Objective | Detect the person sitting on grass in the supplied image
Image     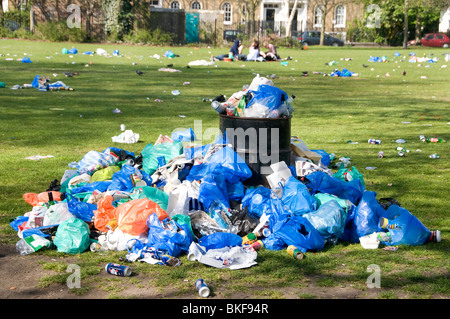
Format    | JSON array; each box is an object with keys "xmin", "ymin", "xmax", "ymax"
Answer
[
  {"xmin": 214, "ymin": 39, "xmax": 245, "ymax": 61},
  {"xmin": 261, "ymin": 41, "xmax": 280, "ymax": 61},
  {"xmin": 246, "ymin": 39, "xmax": 265, "ymax": 62}
]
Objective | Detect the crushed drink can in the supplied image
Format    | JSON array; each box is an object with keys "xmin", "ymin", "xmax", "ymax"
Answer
[
  {"xmin": 398, "ymin": 151, "xmax": 405, "ymax": 157},
  {"xmin": 105, "ymin": 263, "xmax": 132, "ymax": 277},
  {"xmin": 368, "ymin": 139, "xmax": 382, "ymax": 144},
  {"xmin": 195, "ymin": 279, "xmax": 210, "ymax": 297},
  {"xmin": 377, "ymin": 151, "xmax": 384, "ymax": 158}
]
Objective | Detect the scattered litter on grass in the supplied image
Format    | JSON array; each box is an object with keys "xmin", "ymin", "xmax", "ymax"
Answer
[{"xmin": 24, "ymin": 155, "xmax": 55, "ymax": 160}]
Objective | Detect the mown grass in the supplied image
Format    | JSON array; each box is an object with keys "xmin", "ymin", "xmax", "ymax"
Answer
[{"xmin": 0, "ymin": 39, "xmax": 449, "ymax": 299}]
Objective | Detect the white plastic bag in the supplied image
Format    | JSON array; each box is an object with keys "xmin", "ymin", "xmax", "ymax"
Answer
[{"xmin": 43, "ymin": 202, "xmax": 75, "ymax": 226}]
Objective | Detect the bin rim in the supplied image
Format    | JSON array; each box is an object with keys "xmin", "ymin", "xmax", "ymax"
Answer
[{"xmin": 219, "ymin": 114, "xmax": 293, "ymax": 121}]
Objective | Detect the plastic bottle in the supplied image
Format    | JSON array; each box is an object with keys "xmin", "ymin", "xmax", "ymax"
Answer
[
  {"xmin": 429, "ymin": 154, "xmax": 440, "ymax": 159},
  {"xmin": 376, "ymin": 232, "xmax": 391, "ymax": 242},
  {"xmin": 425, "ymin": 137, "xmax": 446, "ymax": 143},
  {"xmin": 16, "ymin": 238, "xmax": 35, "ymax": 255},
  {"xmin": 396, "ymin": 147, "xmax": 410, "ymax": 153},
  {"xmin": 211, "ymin": 101, "xmax": 226, "ymax": 114},
  {"xmin": 242, "ymin": 232, "xmax": 258, "ymax": 245},
  {"xmin": 428, "ymin": 230, "xmax": 441, "ymax": 243}
]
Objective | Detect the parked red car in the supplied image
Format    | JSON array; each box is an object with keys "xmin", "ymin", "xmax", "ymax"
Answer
[{"xmin": 409, "ymin": 33, "xmax": 450, "ymax": 48}]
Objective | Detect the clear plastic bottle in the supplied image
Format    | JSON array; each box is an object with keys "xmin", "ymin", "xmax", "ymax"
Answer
[
  {"xmin": 211, "ymin": 101, "xmax": 226, "ymax": 114},
  {"xmin": 16, "ymin": 238, "xmax": 35, "ymax": 255}
]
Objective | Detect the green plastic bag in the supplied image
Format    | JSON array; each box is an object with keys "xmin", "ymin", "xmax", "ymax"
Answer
[
  {"xmin": 333, "ymin": 164, "xmax": 365, "ymax": 188},
  {"xmin": 53, "ymin": 217, "xmax": 91, "ymax": 254},
  {"xmin": 130, "ymin": 186, "xmax": 169, "ymax": 211},
  {"xmin": 141, "ymin": 141, "xmax": 183, "ymax": 175},
  {"xmin": 91, "ymin": 165, "xmax": 120, "ymax": 182},
  {"xmin": 62, "ymin": 48, "xmax": 69, "ymax": 54},
  {"xmin": 314, "ymin": 193, "xmax": 351, "ymax": 213},
  {"xmin": 172, "ymin": 214, "xmax": 196, "ymax": 239}
]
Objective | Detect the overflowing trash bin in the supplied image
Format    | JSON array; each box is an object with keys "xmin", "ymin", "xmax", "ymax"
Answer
[{"xmin": 10, "ymin": 75, "xmax": 441, "ymax": 280}]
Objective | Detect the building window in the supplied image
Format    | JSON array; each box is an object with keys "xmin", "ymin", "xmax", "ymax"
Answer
[
  {"xmin": 149, "ymin": 0, "xmax": 159, "ymax": 7},
  {"xmin": 222, "ymin": 2, "xmax": 232, "ymax": 24},
  {"xmin": 314, "ymin": 6, "xmax": 323, "ymax": 26},
  {"xmin": 241, "ymin": 4, "xmax": 247, "ymax": 24},
  {"xmin": 170, "ymin": 1, "xmax": 180, "ymax": 9},
  {"xmin": 191, "ymin": 1, "xmax": 201, "ymax": 10},
  {"xmin": 335, "ymin": 5, "xmax": 346, "ymax": 27}
]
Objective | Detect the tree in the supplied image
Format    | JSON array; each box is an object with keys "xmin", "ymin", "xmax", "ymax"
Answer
[
  {"xmin": 237, "ymin": 0, "xmax": 262, "ymax": 37},
  {"xmin": 309, "ymin": 0, "xmax": 345, "ymax": 45},
  {"xmin": 285, "ymin": 0, "xmax": 299, "ymax": 37}
]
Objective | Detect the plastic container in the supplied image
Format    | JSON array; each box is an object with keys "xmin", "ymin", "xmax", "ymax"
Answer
[
  {"xmin": 195, "ymin": 279, "xmax": 210, "ymax": 297},
  {"xmin": 359, "ymin": 233, "xmax": 380, "ymax": 249}
]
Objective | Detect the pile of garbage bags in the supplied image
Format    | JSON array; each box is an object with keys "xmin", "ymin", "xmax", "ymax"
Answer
[
  {"xmin": 11, "ymin": 130, "xmax": 440, "ymax": 270},
  {"xmin": 209, "ymin": 74, "xmax": 294, "ymax": 119}
]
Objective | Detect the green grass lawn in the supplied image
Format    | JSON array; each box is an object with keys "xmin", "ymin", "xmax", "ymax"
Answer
[{"xmin": 0, "ymin": 39, "xmax": 449, "ymax": 299}]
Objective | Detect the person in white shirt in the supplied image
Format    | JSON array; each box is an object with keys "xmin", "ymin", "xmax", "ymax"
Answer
[{"xmin": 246, "ymin": 39, "xmax": 265, "ymax": 61}]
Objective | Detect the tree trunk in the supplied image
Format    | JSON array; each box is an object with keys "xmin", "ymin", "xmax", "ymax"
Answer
[
  {"xmin": 285, "ymin": 0, "xmax": 299, "ymax": 37},
  {"xmin": 0, "ymin": 4, "xmax": 4, "ymax": 29},
  {"xmin": 415, "ymin": 14, "xmax": 421, "ymax": 43},
  {"xmin": 403, "ymin": 0, "xmax": 409, "ymax": 49},
  {"xmin": 320, "ymin": 6, "xmax": 326, "ymax": 45}
]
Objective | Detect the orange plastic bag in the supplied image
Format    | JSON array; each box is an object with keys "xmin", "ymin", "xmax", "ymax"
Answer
[
  {"xmin": 23, "ymin": 191, "xmax": 62, "ymax": 206},
  {"xmin": 93, "ymin": 195, "xmax": 117, "ymax": 232},
  {"xmin": 115, "ymin": 198, "xmax": 169, "ymax": 236}
]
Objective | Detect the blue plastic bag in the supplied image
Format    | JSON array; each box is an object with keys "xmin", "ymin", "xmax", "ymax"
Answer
[
  {"xmin": 184, "ymin": 144, "xmax": 210, "ymax": 160},
  {"xmin": 311, "ymin": 149, "xmax": 331, "ymax": 167},
  {"xmin": 198, "ymin": 232, "xmax": 243, "ymax": 250},
  {"xmin": 171, "ymin": 128, "xmax": 197, "ymax": 142},
  {"xmin": 380, "ymin": 205, "xmax": 431, "ymax": 246},
  {"xmin": 241, "ymin": 186, "xmax": 273, "ymax": 219},
  {"xmin": 263, "ymin": 214, "xmax": 325, "ymax": 253},
  {"xmin": 303, "ymin": 199, "xmax": 347, "ymax": 243},
  {"xmin": 146, "ymin": 214, "xmax": 193, "ymax": 257},
  {"xmin": 10, "ymin": 216, "xmax": 29, "ymax": 231},
  {"xmin": 305, "ymin": 171, "xmax": 364, "ymax": 205},
  {"xmin": 31, "ymin": 75, "xmax": 40, "ymax": 88},
  {"xmin": 68, "ymin": 48, "xmax": 78, "ymax": 54},
  {"xmin": 280, "ymin": 176, "xmax": 317, "ymax": 215},
  {"xmin": 353, "ymin": 191, "xmax": 386, "ymax": 240},
  {"xmin": 21, "ymin": 57, "xmax": 32, "ymax": 63},
  {"xmin": 186, "ymin": 146, "xmax": 252, "ymax": 185},
  {"xmin": 247, "ymin": 84, "xmax": 288, "ymax": 111},
  {"xmin": 198, "ymin": 174, "xmax": 230, "ymax": 210},
  {"xmin": 70, "ymin": 181, "xmax": 113, "ymax": 195},
  {"xmin": 66, "ymin": 194, "xmax": 97, "ymax": 222},
  {"xmin": 227, "ymin": 181, "xmax": 245, "ymax": 201}
]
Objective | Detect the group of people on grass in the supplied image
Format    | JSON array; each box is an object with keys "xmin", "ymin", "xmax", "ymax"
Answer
[{"xmin": 214, "ymin": 39, "xmax": 280, "ymax": 62}]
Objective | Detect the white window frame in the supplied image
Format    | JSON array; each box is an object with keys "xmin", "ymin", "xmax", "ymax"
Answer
[
  {"xmin": 334, "ymin": 5, "xmax": 346, "ymax": 28},
  {"xmin": 170, "ymin": 1, "xmax": 180, "ymax": 9},
  {"xmin": 149, "ymin": 0, "xmax": 160, "ymax": 8},
  {"xmin": 222, "ymin": 2, "xmax": 232, "ymax": 25},
  {"xmin": 241, "ymin": 4, "xmax": 247, "ymax": 24},
  {"xmin": 191, "ymin": 1, "xmax": 201, "ymax": 10},
  {"xmin": 314, "ymin": 6, "xmax": 323, "ymax": 27}
]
